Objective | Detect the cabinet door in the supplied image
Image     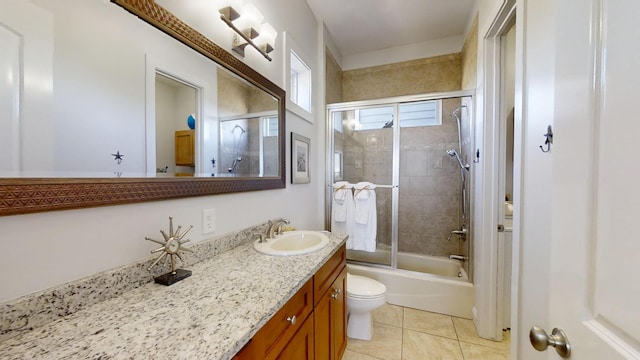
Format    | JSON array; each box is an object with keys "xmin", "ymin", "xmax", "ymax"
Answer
[
  {"xmin": 175, "ymin": 130, "xmax": 194, "ymax": 166},
  {"xmin": 277, "ymin": 314, "xmax": 314, "ymax": 360},
  {"xmin": 314, "ymin": 266, "xmax": 347, "ymax": 360},
  {"xmin": 232, "ymin": 338, "xmax": 261, "ymax": 360},
  {"xmin": 333, "ymin": 267, "xmax": 347, "ymax": 360}
]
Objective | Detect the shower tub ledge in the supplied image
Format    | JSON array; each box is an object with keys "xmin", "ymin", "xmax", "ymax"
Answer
[{"xmin": 347, "ymin": 254, "xmax": 473, "ymax": 319}]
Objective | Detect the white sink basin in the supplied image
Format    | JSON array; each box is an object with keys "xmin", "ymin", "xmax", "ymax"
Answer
[{"xmin": 254, "ymin": 231, "xmax": 330, "ymax": 256}]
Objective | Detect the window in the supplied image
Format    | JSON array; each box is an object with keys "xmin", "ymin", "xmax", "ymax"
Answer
[
  {"xmin": 262, "ymin": 116, "xmax": 278, "ymax": 137},
  {"xmin": 290, "ymin": 50, "xmax": 311, "ymax": 113},
  {"xmin": 334, "ymin": 152, "xmax": 343, "ymax": 180},
  {"xmin": 332, "ymin": 112, "xmax": 344, "ymax": 133},
  {"xmin": 357, "ymin": 107, "xmax": 395, "ymax": 130},
  {"xmin": 348, "ymin": 100, "xmax": 442, "ymax": 131},
  {"xmin": 284, "ymin": 32, "xmax": 313, "ymax": 122},
  {"xmin": 399, "ymin": 100, "xmax": 441, "ymax": 128}
]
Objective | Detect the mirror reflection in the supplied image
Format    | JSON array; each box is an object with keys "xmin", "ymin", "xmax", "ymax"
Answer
[
  {"xmin": 0, "ymin": 0, "xmax": 280, "ymax": 179},
  {"xmin": 152, "ymin": 68, "xmax": 277, "ymax": 178}
]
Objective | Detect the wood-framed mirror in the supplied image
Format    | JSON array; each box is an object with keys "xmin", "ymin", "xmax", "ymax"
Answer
[{"xmin": 0, "ymin": 0, "xmax": 285, "ymax": 216}]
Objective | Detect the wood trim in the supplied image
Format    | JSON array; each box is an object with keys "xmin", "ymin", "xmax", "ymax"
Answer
[{"xmin": 0, "ymin": 177, "xmax": 285, "ymax": 216}]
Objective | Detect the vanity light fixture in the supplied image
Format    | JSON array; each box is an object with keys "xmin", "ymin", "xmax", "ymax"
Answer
[{"xmin": 218, "ymin": 1, "xmax": 277, "ymax": 61}]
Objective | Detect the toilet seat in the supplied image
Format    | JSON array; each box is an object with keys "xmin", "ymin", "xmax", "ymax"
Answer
[{"xmin": 347, "ymin": 273, "xmax": 386, "ymax": 298}]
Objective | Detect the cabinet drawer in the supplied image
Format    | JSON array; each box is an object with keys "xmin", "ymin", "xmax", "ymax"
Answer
[
  {"xmin": 260, "ymin": 278, "xmax": 314, "ymax": 358},
  {"xmin": 313, "ymin": 245, "xmax": 346, "ymax": 307},
  {"xmin": 275, "ymin": 313, "xmax": 314, "ymax": 360}
]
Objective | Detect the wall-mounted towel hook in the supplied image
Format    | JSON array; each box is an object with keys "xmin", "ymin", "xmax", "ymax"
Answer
[
  {"xmin": 474, "ymin": 149, "xmax": 480, "ymax": 163},
  {"xmin": 539, "ymin": 125, "xmax": 553, "ymax": 153}
]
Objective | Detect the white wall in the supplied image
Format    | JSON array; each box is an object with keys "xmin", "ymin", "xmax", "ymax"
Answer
[
  {"xmin": 155, "ymin": 80, "xmax": 176, "ymax": 173},
  {"xmin": 0, "ymin": 0, "xmax": 323, "ymax": 304},
  {"xmin": 342, "ymin": 35, "xmax": 465, "ymax": 71}
]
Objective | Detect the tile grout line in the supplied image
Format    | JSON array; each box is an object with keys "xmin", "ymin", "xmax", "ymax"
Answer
[
  {"xmin": 348, "ymin": 305, "xmax": 510, "ymax": 360},
  {"xmin": 400, "ymin": 306, "xmax": 404, "ymax": 360},
  {"xmin": 451, "ymin": 314, "xmax": 466, "ymax": 360}
]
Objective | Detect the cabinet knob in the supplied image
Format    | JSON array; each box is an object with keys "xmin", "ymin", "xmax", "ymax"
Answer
[
  {"xmin": 330, "ymin": 288, "xmax": 342, "ymax": 299},
  {"xmin": 286, "ymin": 315, "xmax": 297, "ymax": 325}
]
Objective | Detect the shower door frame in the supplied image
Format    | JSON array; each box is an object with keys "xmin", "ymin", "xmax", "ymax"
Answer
[{"xmin": 325, "ymin": 89, "xmax": 475, "ymax": 271}]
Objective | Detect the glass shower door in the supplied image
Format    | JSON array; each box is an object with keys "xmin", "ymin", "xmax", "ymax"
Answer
[
  {"xmin": 396, "ymin": 97, "xmax": 465, "ymax": 272},
  {"xmin": 329, "ymin": 105, "xmax": 396, "ymax": 267}
]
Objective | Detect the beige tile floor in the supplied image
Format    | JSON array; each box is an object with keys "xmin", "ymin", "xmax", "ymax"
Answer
[{"xmin": 342, "ymin": 304, "xmax": 510, "ymax": 360}]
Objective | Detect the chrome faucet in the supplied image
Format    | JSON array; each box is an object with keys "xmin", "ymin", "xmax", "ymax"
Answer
[
  {"xmin": 447, "ymin": 225, "xmax": 468, "ymax": 241},
  {"xmin": 254, "ymin": 233, "xmax": 266, "ymax": 243},
  {"xmin": 266, "ymin": 218, "xmax": 290, "ymax": 239},
  {"xmin": 449, "ymin": 254, "xmax": 469, "ymax": 262}
]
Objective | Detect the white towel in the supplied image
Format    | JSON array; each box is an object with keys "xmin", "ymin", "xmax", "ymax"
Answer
[
  {"xmin": 333, "ymin": 183, "xmax": 350, "ymax": 222},
  {"xmin": 353, "ymin": 182, "xmax": 375, "ymax": 224},
  {"xmin": 331, "ymin": 182, "xmax": 354, "ymax": 248},
  {"xmin": 352, "ymin": 182, "xmax": 377, "ymax": 252}
]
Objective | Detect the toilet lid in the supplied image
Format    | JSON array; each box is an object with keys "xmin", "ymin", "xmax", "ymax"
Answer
[{"xmin": 347, "ymin": 273, "xmax": 387, "ymax": 297}]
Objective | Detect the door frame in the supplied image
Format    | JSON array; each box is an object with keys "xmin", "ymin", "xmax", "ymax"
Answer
[
  {"xmin": 145, "ymin": 54, "xmax": 212, "ymax": 177},
  {"xmin": 475, "ymin": 0, "xmax": 520, "ymax": 345}
]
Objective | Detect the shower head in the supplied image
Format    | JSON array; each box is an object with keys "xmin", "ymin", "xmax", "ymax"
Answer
[
  {"xmin": 446, "ymin": 149, "xmax": 470, "ymax": 171},
  {"xmin": 451, "ymin": 105, "xmax": 467, "ymax": 119},
  {"xmin": 232, "ymin": 125, "xmax": 246, "ymax": 134}
]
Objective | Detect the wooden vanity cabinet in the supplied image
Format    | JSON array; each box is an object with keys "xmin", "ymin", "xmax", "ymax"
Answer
[
  {"xmin": 233, "ymin": 245, "xmax": 347, "ymax": 360},
  {"xmin": 233, "ymin": 278, "xmax": 314, "ymax": 360},
  {"xmin": 275, "ymin": 314, "xmax": 315, "ymax": 359},
  {"xmin": 175, "ymin": 129, "xmax": 195, "ymax": 166},
  {"xmin": 313, "ymin": 247, "xmax": 347, "ymax": 360},
  {"xmin": 261, "ymin": 279, "xmax": 314, "ymax": 359}
]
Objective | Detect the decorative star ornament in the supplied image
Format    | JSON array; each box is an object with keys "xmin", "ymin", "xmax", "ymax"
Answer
[
  {"xmin": 111, "ymin": 151, "xmax": 125, "ymax": 164},
  {"xmin": 145, "ymin": 217, "xmax": 194, "ymax": 285}
]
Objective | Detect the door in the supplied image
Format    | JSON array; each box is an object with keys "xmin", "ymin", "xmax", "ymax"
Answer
[
  {"xmin": 516, "ymin": 0, "xmax": 640, "ymax": 358},
  {"xmin": 313, "ymin": 267, "xmax": 347, "ymax": 360},
  {"xmin": 0, "ymin": 0, "xmax": 53, "ymax": 175},
  {"xmin": 329, "ymin": 105, "xmax": 396, "ymax": 267}
]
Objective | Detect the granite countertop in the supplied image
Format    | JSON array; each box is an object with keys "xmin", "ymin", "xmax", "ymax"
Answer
[{"xmin": 0, "ymin": 233, "xmax": 346, "ymax": 360}]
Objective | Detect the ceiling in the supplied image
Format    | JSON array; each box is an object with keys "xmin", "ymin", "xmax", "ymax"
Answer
[{"xmin": 306, "ymin": 0, "xmax": 475, "ymax": 57}]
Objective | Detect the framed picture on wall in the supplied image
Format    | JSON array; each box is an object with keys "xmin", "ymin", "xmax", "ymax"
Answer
[{"xmin": 291, "ymin": 132, "xmax": 310, "ymax": 184}]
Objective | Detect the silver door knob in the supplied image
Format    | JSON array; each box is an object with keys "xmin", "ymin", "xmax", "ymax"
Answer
[
  {"xmin": 529, "ymin": 326, "xmax": 571, "ymax": 358},
  {"xmin": 286, "ymin": 315, "xmax": 296, "ymax": 325}
]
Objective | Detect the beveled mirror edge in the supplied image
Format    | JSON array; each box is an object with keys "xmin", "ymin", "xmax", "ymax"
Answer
[{"xmin": 0, "ymin": 0, "xmax": 286, "ymax": 217}]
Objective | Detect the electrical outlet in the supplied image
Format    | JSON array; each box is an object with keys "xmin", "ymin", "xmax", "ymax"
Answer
[{"xmin": 202, "ymin": 208, "xmax": 216, "ymax": 234}]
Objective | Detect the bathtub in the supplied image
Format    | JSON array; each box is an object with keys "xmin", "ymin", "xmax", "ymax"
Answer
[{"xmin": 347, "ymin": 251, "xmax": 474, "ymax": 319}]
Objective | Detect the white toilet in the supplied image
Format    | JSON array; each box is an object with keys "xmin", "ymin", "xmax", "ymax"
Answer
[{"xmin": 346, "ymin": 273, "xmax": 387, "ymax": 341}]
